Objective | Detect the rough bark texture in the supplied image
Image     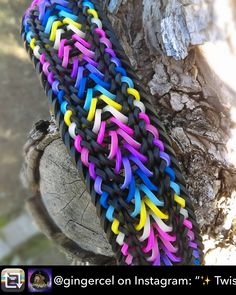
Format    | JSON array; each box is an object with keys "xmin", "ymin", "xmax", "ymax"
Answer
[{"xmin": 22, "ymin": 0, "xmax": 236, "ymax": 264}]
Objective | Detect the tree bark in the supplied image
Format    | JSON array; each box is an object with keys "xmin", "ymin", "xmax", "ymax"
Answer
[{"xmin": 22, "ymin": 0, "xmax": 236, "ymax": 264}]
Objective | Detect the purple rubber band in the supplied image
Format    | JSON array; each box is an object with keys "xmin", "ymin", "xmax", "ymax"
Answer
[
  {"xmin": 94, "ymin": 176, "xmax": 103, "ymax": 195},
  {"xmin": 162, "ymin": 245, "xmax": 181, "ymax": 262},
  {"xmin": 85, "ymin": 63, "xmax": 104, "ymax": 79},
  {"xmin": 47, "ymin": 72, "xmax": 54, "ymax": 85},
  {"xmin": 110, "ymin": 117, "xmax": 134, "ymax": 136},
  {"xmin": 129, "ymin": 155, "xmax": 153, "ymax": 177},
  {"xmin": 153, "ymin": 251, "xmax": 161, "ymax": 266},
  {"xmin": 189, "ymin": 242, "xmax": 198, "ymax": 249},
  {"xmin": 52, "ymin": 80, "xmax": 59, "ymax": 94},
  {"xmin": 89, "ymin": 162, "xmax": 96, "ymax": 180},
  {"xmin": 97, "ymin": 121, "xmax": 106, "ymax": 144},
  {"xmin": 111, "ymin": 57, "xmax": 121, "ymax": 67},
  {"xmin": 72, "ymin": 34, "xmax": 91, "ymax": 48},
  {"xmin": 83, "ymin": 55, "xmax": 98, "ymax": 67},
  {"xmin": 115, "ymin": 148, "xmax": 122, "ymax": 174},
  {"xmin": 117, "ymin": 128, "xmax": 141, "ymax": 150},
  {"xmin": 160, "ymin": 152, "xmax": 171, "ymax": 167},
  {"xmin": 121, "ymin": 157, "xmax": 132, "ymax": 190},
  {"xmin": 187, "ymin": 230, "xmax": 195, "ymax": 241},
  {"xmin": 71, "ymin": 57, "xmax": 79, "ymax": 78},
  {"xmin": 159, "ymin": 235, "xmax": 178, "ymax": 253},
  {"xmin": 124, "ymin": 143, "xmax": 147, "ymax": 163},
  {"xmin": 75, "ymin": 66, "xmax": 84, "ymax": 88},
  {"xmin": 108, "ymin": 131, "xmax": 118, "ymax": 160},
  {"xmin": 105, "ymin": 48, "xmax": 116, "ymax": 58},
  {"xmin": 153, "ymin": 139, "xmax": 164, "ymax": 152}
]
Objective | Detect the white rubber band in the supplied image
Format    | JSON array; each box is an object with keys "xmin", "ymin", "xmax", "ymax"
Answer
[
  {"xmin": 68, "ymin": 122, "xmax": 77, "ymax": 139},
  {"xmin": 91, "ymin": 17, "xmax": 102, "ymax": 28},
  {"xmin": 151, "ymin": 213, "xmax": 173, "ymax": 232},
  {"xmin": 139, "ymin": 214, "xmax": 150, "ymax": 242},
  {"xmin": 133, "ymin": 100, "xmax": 146, "ymax": 113},
  {"xmin": 116, "ymin": 232, "xmax": 125, "ymax": 246},
  {"xmin": 103, "ymin": 105, "xmax": 128, "ymax": 124},
  {"xmin": 92, "ymin": 109, "xmax": 102, "ymax": 134},
  {"xmin": 54, "ymin": 29, "xmax": 65, "ymax": 49},
  {"xmin": 180, "ymin": 207, "xmax": 189, "ymax": 219},
  {"xmin": 67, "ymin": 24, "xmax": 86, "ymax": 38},
  {"xmin": 33, "ymin": 45, "xmax": 41, "ymax": 59}
]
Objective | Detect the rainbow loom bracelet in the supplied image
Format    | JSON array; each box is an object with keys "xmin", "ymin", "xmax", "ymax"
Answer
[{"xmin": 22, "ymin": 0, "xmax": 203, "ymax": 265}]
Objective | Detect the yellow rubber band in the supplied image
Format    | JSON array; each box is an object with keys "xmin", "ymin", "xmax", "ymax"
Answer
[
  {"xmin": 174, "ymin": 194, "xmax": 185, "ymax": 208},
  {"xmin": 127, "ymin": 88, "xmax": 140, "ymax": 101},
  {"xmin": 50, "ymin": 21, "xmax": 63, "ymax": 41},
  {"xmin": 99, "ymin": 95, "xmax": 122, "ymax": 111},
  {"xmin": 111, "ymin": 219, "xmax": 120, "ymax": 235},
  {"xmin": 144, "ymin": 197, "xmax": 168, "ymax": 220},
  {"xmin": 63, "ymin": 18, "xmax": 82, "ymax": 29},
  {"xmin": 30, "ymin": 38, "xmax": 36, "ymax": 50},
  {"xmin": 135, "ymin": 200, "xmax": 146, "ymax": 231},
  {"xmin": 87, "ymin": 98, "xmax": 98, "ymax": 121},
  {"xmin": 64, "ymin": 110, "xmax": 73, "ymax": 127},
  {"xmin": 87, "ymin": 9, "xmax": 98, "ymax": 19}
]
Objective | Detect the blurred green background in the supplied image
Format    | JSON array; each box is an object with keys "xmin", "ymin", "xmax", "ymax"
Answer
[{"xmin": 0, "ymin": 0, "xmax": 68, "ymax": 265}]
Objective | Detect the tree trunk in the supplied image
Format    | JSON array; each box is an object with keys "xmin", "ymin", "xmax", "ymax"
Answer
[{"xmin": 22, "ymin": 0, "xmax": 236, "ymax": 265}]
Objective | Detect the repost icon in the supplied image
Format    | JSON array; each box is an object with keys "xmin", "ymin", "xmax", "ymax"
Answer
[{"xmin": 1, "ymin": 269, "xmax": 25, "ymax": 292}]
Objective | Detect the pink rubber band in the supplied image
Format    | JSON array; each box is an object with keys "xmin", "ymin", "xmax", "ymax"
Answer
[
  {"xmin": 139, "ymin": 112, "xmax": 150, "ymax": 124},
  {"xmin": 95, "ymin": 28, "xmax": 106, "ymax": 38},
  {"xmin": 58, "ymin": 39, "xmax": 67, "ymax": 58},
  {"xmin": 117, "ymin": 128, "xmax": 141, "ymax": 149},
  {"xmin": 42, "ymin": 61, "xmax": 50, "ymax": 76},
  {"xmin": 81, "ymin": 147, "xmax": 89, "ymax": 167},
  {"xmin": 146, "ymin": 124, "xmax": 159, "ymax": 139},
  {"xmin": 62, "ymin": 45, "xmax": 71, "ymax": 68},
  {"xmin": 74, "ymin": 135, "xmax": 82, "ymax": 153},
  {"xmin": 97, "ymin": 121, "xmax": 106, "ymax": 144},
  {"xmin": 75, "ymin": 41, "xmax": 95, "ymax": 59},
  {"xmin": 143, "ymin": 227, "xmax": 155, "ymax": 253},
  {"xmin": 108, "ymin": 131, "xmax": 118, "ymax": 160},
  {"xmin": 110, "ymin": 117, "xmax": 134, "ymax": 136},
  {"xmin": 100, "ymin": 37, "xmax": 112, "ymax": 49},
  {"xmin": 183, "ymin": 219, "xmax": 193, "ymax": 230},
  {"xmin": 72, "ymin": 34, "xmax": 91, "ymax": 48},
  {"xmin": 121, "ymin": 243, "xmax": 129, "ymax": 256}
]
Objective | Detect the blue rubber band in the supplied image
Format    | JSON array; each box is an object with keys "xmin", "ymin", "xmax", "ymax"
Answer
[
  {"xmin": 58, "ymin": 10, "xmax": 78, "ymax": 21},
  {"xmin": 44, "ymin": 15, "xmax": 57, "ymax": 34},
  {"xmin": 55, "ymin": 4, "xmax": 73, "ymax": 13},
  {"xmin": 126, "ymin": 176, "xmax": 135, "ymax": 203},
  {"xmin": 135, "ymin": 169, "xmax": 158, "ymax": 191},
  {"xmin": 42, "ymin": 8, "xmax": 54, "ymax": 27},
  {"xmin": 170, "ymin": 181, "xmax": 180, "ymax": 195},
  {"xmin": 78, "ymin": 77, "xmax": 87, "ymax": 99},
  {"xmin": 115, "ymin": 66, "xmax": 127, "ymax": 76},
  {"xmin": 165, "ymin": 167, "xmax": 176, "ymax": 181},
  {"xmin": 82, "ymin": 1, "xmax": 95, "ymax": 9},
  {"xmin": 121, "ymin": 76, "xmax": 134, "ymax": 88},
  {"xmin": 100, "ymin": 192, "xmax": 109, "ymax": 209},
  {"xmin": 61, "ymin": 101, "xmax": 68, "ymax": 114},
  {"xmin": 139, "ymin": 184, "xmax": 164, "ymax": 207},
  {"xmin": 94, "ymin": 84, "xmax": 116, "ymax": 100},
  {"xmin": 130, "ymin": 188, "xmax": 141, "ymax": 218},
  {"xmin": 106, "ymin": 205, "xmax": 115, "ymax": 222},
  {"xmin": 57, "ymin": 90, "xmax": 65, "ymax": 104},
  {"xmin": 89, "ymin": 73, "xmax": 111, "ymax": 90},
  {"xmin": 84, "ymin": 88, "xmax": 93, "ymax": 111}
]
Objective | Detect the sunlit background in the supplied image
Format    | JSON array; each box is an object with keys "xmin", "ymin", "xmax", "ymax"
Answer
[
  {"xmin": 0, "ymin": 0, "xmax": 68, "ymax": 265},
  {"xmin": 0, "ymin": 0, "xmax": 236, "ymax": 265}
]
